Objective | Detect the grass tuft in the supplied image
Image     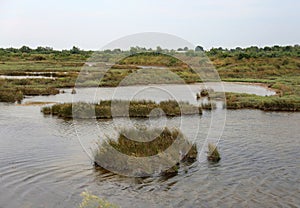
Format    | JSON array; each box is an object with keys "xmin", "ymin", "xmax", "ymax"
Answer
[
  {"xmin": 207, "ymin": 143, "xmax": 221, "ymax": 162},
  {"xmin": 94, "ymin": 127, "xmax": 198, "ymax": 177}
]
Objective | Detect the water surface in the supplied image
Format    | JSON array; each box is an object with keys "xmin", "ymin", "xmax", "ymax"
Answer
[{"xmin": 0, "ymin": 83, "xmax": 298, "ymax": 208}]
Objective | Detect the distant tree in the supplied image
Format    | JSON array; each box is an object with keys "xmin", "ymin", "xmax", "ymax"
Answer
[
  {"xmin": 70, "ymin": 46, "xmax": 81, "ymax": 54},
  {"xmin": 129, "ymin": 47, "xmax": 138, "ymax": 54},
  {"xmin": 36, "ymin": 46, "xmax": 53, "ymax": 53},
  {"xmin": 263, "ymin": 46, "xmax": 272, "ymax": 51},
  {"xmin": 156, "ymin": 46, "xmax": 163, "ymax": 53},
  {"xmin": 195, "ymin": 45, "xmax": 204, "ymax": 51},
  {"xmin": 113, "ymin": 48, "xmax": 121, "ymax": 53},
  {"xmin": 283, "ymin": 46, "xmax": 292, "ymax": 52},
  {"xmin": 208, "ymin": 48, "xmax": 220, "ymax": 56},
  {"xmin": 183, "ymin": 46, "xmax": 189, "ymax": 51},
  {"xmin": 235, "ymin": 47, "xmax": 243, "ymax": 52},
  {"xmin": 272, "ymin": 45, "xmax": 280, "ymax": 51},
  {"xmin": 140, "ymin": 47, "xmax": 147, "ymax": 52},
  {"xmin": 6, "ymin": 47, "xmax": 18, "ymax": 53},
  {"xmin": 246, "ymin": 46, "xmax": 259, "ymax": 53},
  {"xmin": 19, "ymin": 46, "xmax": 32, "ymax": 53},
  {"xmin": 237, "ymin": 53, "xmax": 251, "ymax": 60},
  {"xmin": 177, "ymin": 48, "xmax": 183, "ymax": 51},
  {"xmin": 104, "ymin": 49, "xmax": 112, "ymax": 53}
]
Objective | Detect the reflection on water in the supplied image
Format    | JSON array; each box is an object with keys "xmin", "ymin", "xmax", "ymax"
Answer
[{"xmin": 0, "ymin": 83, "xmax": 298, "ymax": 208}]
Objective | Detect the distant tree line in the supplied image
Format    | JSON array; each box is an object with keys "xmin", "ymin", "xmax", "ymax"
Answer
[
  {"xmin": 204, "ymin": 45, "xmax": 300, "ymax": 58},
  {"xmin": 0, "ymin": 45, "xmax": 299, "ymax": 60},
  {"xmin": 0, "ymin": 46, "xmax": 93, "ymax": 55}
]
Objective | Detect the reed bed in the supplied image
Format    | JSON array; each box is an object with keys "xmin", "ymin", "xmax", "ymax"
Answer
[{"xmin": 41, "ymin": 100, "xmax": 202, "ymax": 118}]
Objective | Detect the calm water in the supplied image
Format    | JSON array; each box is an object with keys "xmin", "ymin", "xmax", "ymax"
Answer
[
  {"xmin": 23, "ymin": 82, "xmax": 275, "ymax": 104},
  {"xmin": 0, "ymin": 84, "xmax": 299, "ymax": 208}
]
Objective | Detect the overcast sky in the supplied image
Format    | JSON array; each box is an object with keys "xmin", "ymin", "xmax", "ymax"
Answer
[{"xmin": 0, "ymin": 0, "xmax": 299, "ymax": 50}]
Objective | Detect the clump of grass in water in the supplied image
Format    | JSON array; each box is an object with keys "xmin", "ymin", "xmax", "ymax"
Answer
[
  {"xmin": 196, "ymin": 88, "xmax": 214, "ymax": 99},
  {"xmin": 201, "ymin": 102, "xmax": 217, "ymax": 110},
  {"xmin": 94, "ymin": 127, "xmax": 198, "ymax": 177},
  {"xmin": 79, "ymin": 191, "xmax": 118, "ymax": 208},
  {"xmin": 0, "ymin": 89, "xmax": 23, "ymax": 103},
  {"xmin": 207, "ymin": 143, "xmax": 221, "ymax": 162}
]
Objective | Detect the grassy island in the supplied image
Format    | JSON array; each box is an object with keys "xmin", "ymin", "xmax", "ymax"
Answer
[
  {"xmin": 225, "ymin": 92, "xmax": 300, "ymax": 111},
  {"xmin": 41, "ymin": 100, "xmax": 202, "ymax": 119}
]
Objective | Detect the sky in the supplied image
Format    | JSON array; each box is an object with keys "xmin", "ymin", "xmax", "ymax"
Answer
[{"xmin": 0, "ymin": 0, "xmax": 299, "ymax": 50}]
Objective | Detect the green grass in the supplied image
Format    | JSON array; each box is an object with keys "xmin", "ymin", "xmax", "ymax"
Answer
[
  {"xmin": 41, "ymin": 100, "xmax": 202, "ymax": 118},
  {"xmin": 94, "ymin": 127, "xmax": 198, "ymax": 176},
  {"xmin": 225, "ymin": 93, "xmax": 300, "ymax": 111}
]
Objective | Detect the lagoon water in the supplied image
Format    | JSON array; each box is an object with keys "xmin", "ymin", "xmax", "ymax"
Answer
[{"xmin": 0, "ymin": 83, "xmax": 299, "ymax": 208}]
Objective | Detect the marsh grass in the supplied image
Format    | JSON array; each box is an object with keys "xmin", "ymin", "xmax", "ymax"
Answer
[
  {"xmin": 0, "ymin": 88, "xmax": 23, "ymax": 102},
  {"xmin": 225, "ymin": 93, "xmax": 300, "ymax": 111},
  {"xmin": 0, "ymin": 79, "xmax": 61, "ymax": 102},
  {"xmin": 18, "ymin": 101, "xmax": 56, "ymax": 106},
  {"xmin": 201, "ymin": 102, "xmax": 217, "ymax": 110},
  {"xmin": 196, "ymin": 88, "xmax": 214, "ymax": 99},
  {"xmin": 207, "ymin": 143, "xmax": 221, "ymax": 162},
  {"xmin": 41, "ymin": 100, "xmax": 202, "ymax": 118},
  {"xmin": 94, "ymin": 127, "xmax": 198, "ymax": 176}
]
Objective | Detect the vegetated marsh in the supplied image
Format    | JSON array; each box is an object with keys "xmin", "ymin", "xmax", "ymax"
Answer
[
  {"xmin": 195, "ymin": 90, "xmax": 300, "ymax": 111},
  {"xmin": 1, "ymin": 45, "xmax": 300, "ymax": 110},
  {"xmin": 41, "ymin": 100, "xmax": 202, "ymax": 119},
  {"xmin": 225, "ymin": 92, "xmax": 300, "ymax": 111},
  {"xmin": 0, "ymin": 78, "xmax": 63, "ymax": 102},
  {"xmin": 94, "ymin": 127, "xmax": 198, "ymax": 177}
]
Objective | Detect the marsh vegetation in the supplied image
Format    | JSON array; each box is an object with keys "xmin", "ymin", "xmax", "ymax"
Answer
[
  {"xmin": 207, "ymin": 143, "xmax": 221, "ymax": 162},
  {"xmin": 42, "ymin": 100, "xmax": 202, "ymax": 119},
  {"xmin": 94, "ymin": 127, "xmax": 198, "ymax": 176},
  {"xmin": 0, "ymin": 45, "xmax": 299, "ymax": 110}
]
